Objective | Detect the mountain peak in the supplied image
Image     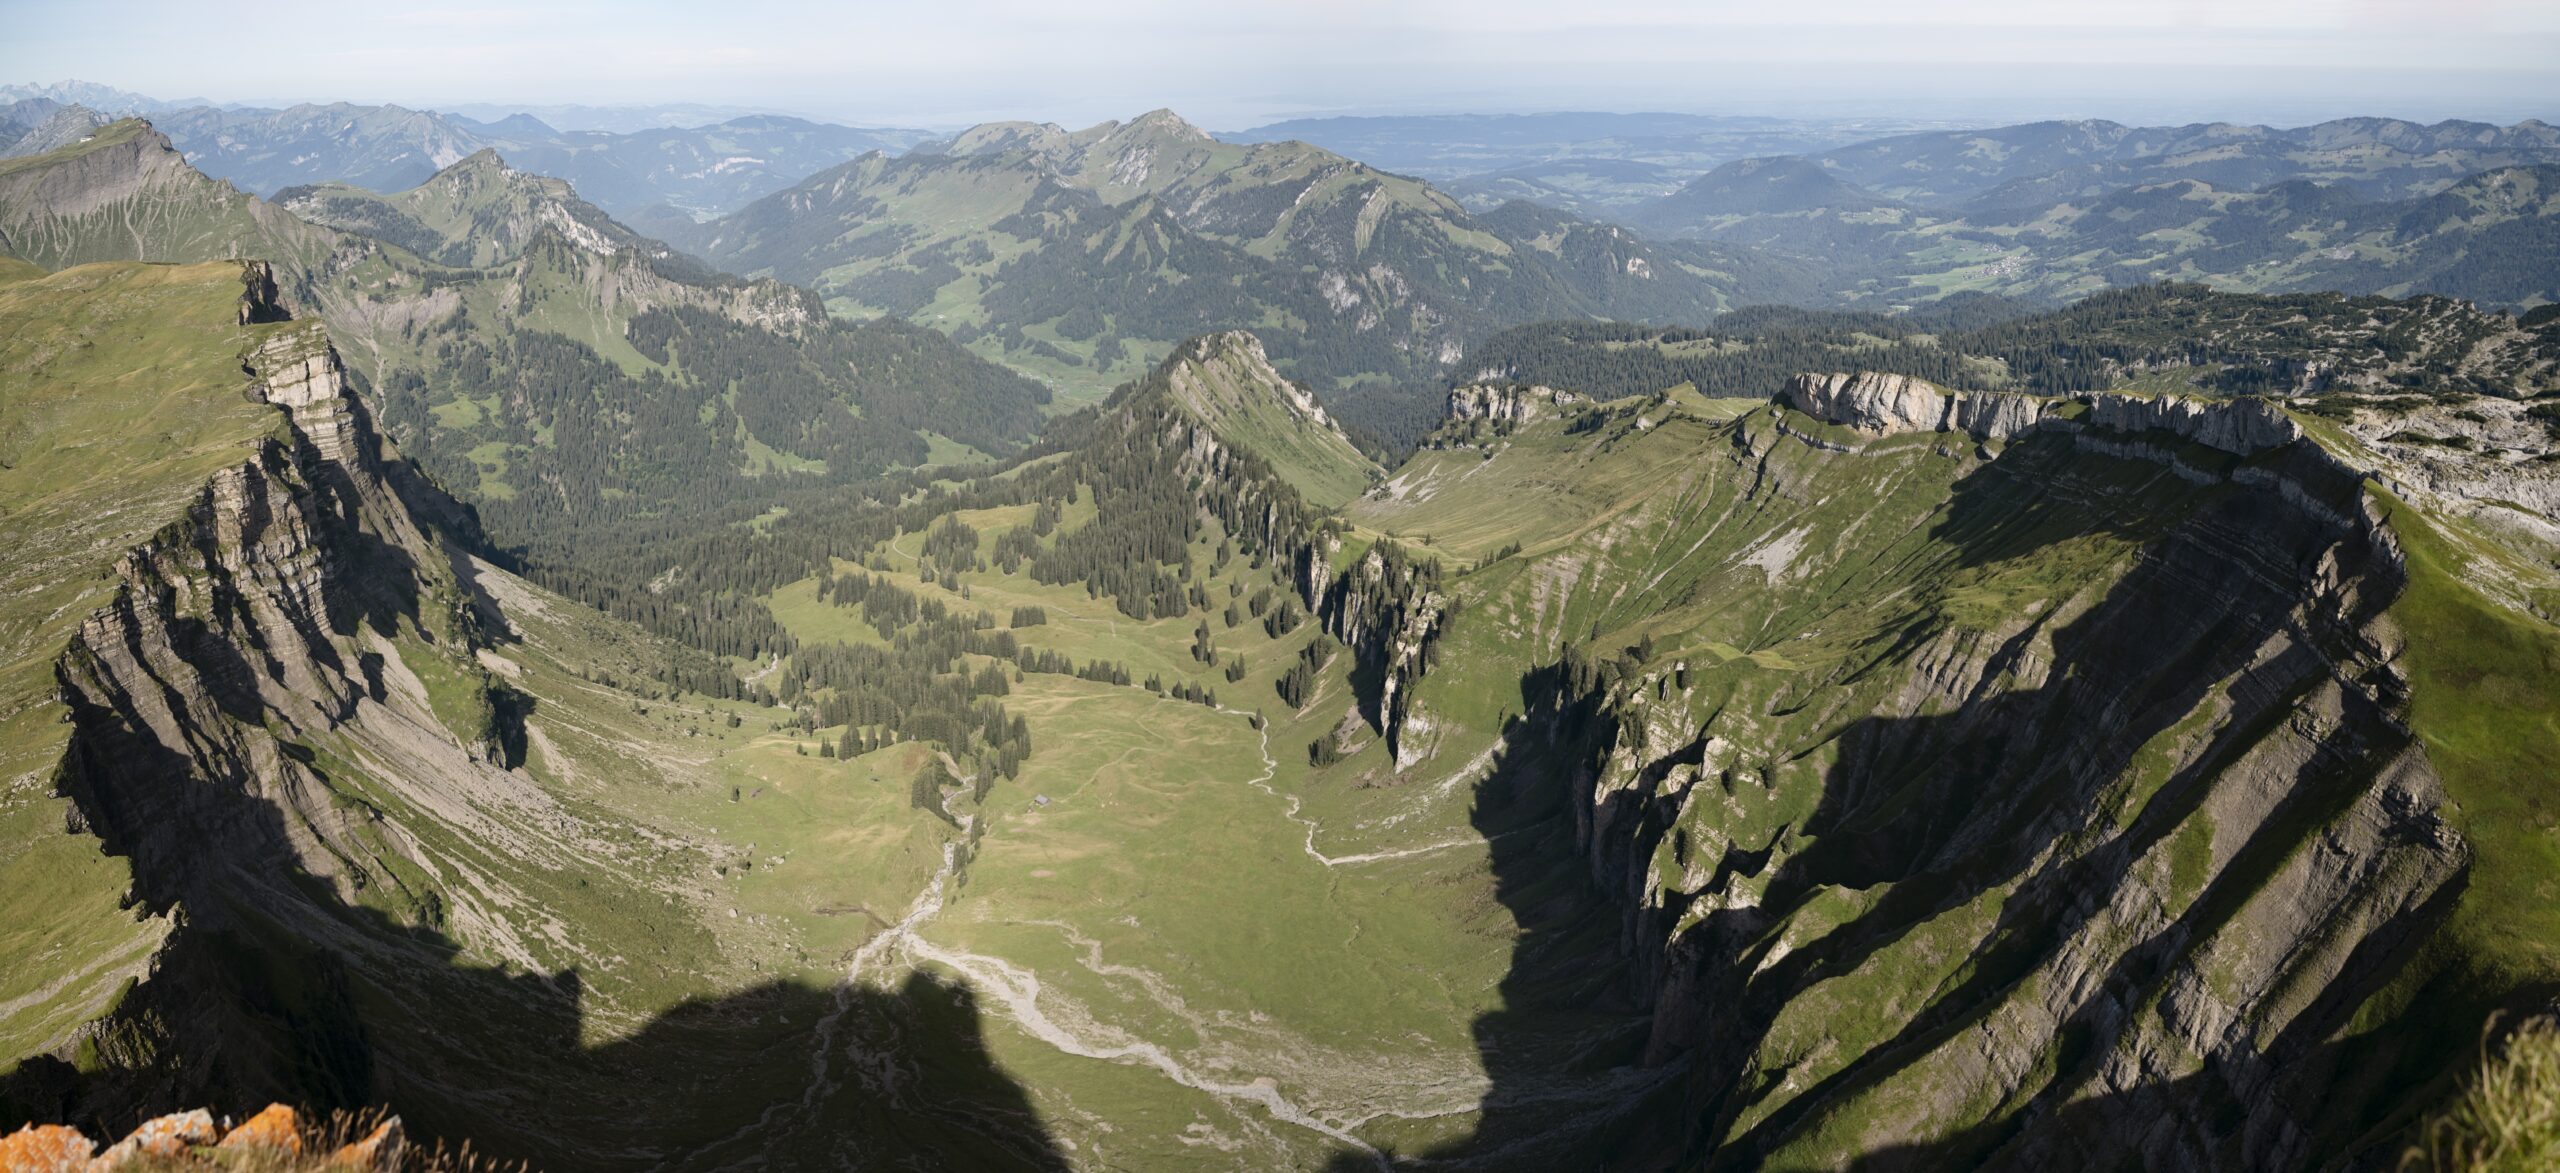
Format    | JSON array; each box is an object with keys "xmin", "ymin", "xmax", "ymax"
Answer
[
  {"xmin": 1127, "ymin": 108, "xmax": 1211, "ymax": 140},
  {"xmin": 1148, "ymin": 330, "xmax": 1378, "ymax": 507},
  {"xmin": 1176, "ymin": 328, "xmax": 1268, "ymax": 365},
  {"xmin": 464, "ymin": 112, "xmax": 559, "ymax": 140}
]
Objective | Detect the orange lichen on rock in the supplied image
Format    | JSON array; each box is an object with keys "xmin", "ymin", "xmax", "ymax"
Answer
[
  {"xmin": 217, "ymin": 1104, "xmax": 303, "ymax": 1154},
  {"xmin": 0, "ymin": 1124, "xmax": 95, "ymax": 1173},
  {"xmin": 4, "ymin": 1108, "xmax": 414, "ymax": 1172},
  {"xmin": 324, "ymin": 1118, "xmax": 403, "ymax": 1171},
  {"xmin": 90, "ymin": 1111, "xmax": 216, "ymax": 1167}
]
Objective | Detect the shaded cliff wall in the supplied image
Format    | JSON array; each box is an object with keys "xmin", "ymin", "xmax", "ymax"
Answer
[{"xmin": 1539, "ymin": 381, "xmax": 2477, "ymax": 1167}]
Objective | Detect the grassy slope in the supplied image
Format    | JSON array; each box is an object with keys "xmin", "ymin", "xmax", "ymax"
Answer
[
  {"xmin": 1350, "ymin": 383, "xmax": 2560, "ymax": 1165},
  {"xmin": 742, "ymin": 481, "xmax": 1645, "ymax": 1164},
  {"xmin": 1163, "ymin": 335, "xmax": 1380, "ymax": 509},
  {"xmin": 2368, "ymin": 492, "xmax": 2560, "ymax": 1039},
  {"xmin": 0, "ymin": 264, "xmax": 1008, "ymax": 1166},
  {"xmin": 0, "ymin": 261, "xmax": 291, "ymax": 1059},
  {"xmin": 0, "ymin": 122, "xmax": 336, "ymax": 276}
]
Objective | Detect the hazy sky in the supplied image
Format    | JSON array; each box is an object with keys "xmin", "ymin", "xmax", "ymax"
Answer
[{"xmin": 6, "ymin": 0, "xmax": 2557, "ymax": 129}]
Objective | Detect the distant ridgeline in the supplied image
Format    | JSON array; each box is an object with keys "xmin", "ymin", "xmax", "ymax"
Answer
[
  {"xmin": 1619, "ymin": 117, "xmax": 2560, "ymax": 308},
  {"xmin": 1453, "ymin": 283, "xmax": 2560, "ymax": 411},
  {"xmin": 0, "ymin": 119, "xmax": 1052, "ymax": 679},
  {"xmin": 665, "ymin": 109, "xmax": 1816, "ymax": 404}
]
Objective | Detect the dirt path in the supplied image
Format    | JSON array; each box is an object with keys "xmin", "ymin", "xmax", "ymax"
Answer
[{"xmin": 1220, "ymin": 705, "xmax": 1507, "ymax": 869}]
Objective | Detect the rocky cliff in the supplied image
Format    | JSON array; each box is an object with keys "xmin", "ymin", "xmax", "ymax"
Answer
[
  {"xmin": 1059, "ymin": 333, "xmax": 1446, "ymax": 757},
  {"xmin": 1783, "ymin": 370, "xmax": 2303, "ymax": 454},
  {"xmin": 1360, "ymin": 367, "xmax": 2560, "ymax": 1168},
  {"xmin": 0, "ymin": 263, "xmax": 753, "ymax": 1162},
  {"xmin": 28, "ymin": 308, "xmax": 545, "ymax": 1123},
  {"xmin": 1443, "ymin": 383, "xmax": 1583, "ymax": 433},
  {"xmin": 1576, "ymin": 377, "xmax": 2548, "ymax": 1167}
]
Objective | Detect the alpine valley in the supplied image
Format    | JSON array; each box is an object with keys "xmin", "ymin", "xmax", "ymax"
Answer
[{"xmin": 0, "ymin": 65, "xmax": 2557, "ymax": 1173}]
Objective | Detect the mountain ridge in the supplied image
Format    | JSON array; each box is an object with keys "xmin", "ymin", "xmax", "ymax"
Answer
[{"xmin": 683, "ymin": 108, "xmax": 1810, "ymax": 402}]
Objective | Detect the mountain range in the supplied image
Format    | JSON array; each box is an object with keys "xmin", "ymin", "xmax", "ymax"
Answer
[
  {"xmin": 664, "ymin": 108, "xmax": 1811, "ymax": 404},
  {"xmin": 0, "ymin": 118, "xmax": 1052, "ymax": 617},
  {"xmin": 1222, "ymin": 111, "xmax": 1979, "ymax": 212},
  {"xmin": 1618, "ymin": 119, "xmax": 2560, "ymax": 308},
  {"xmin": 1, "ymin": 83, "xmax": 2559, "ymax": 1173},
  {"xmin": 0, "ymin": 89, "xmax": 933, "ymax": 223},
  {"xmin": 161, "ymin": 103, "xmax": 934, "ymax": 221}
]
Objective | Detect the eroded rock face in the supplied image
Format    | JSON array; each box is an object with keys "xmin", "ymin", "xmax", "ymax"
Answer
[
  {"xmin": 1782, "ymin": 371, "xmax": 2306, "ymax": 455},
  {"xmin": 2082, "ymin": 391, "xmax": 2301, "ymax": 455},
  {"xmin": 1552, "ymin": 393, "xmax": 2459, "ymax": 1168},
  {"xmin": 1316, "ymin": 545, "xmax": 1446, "ymax": 764},
  {"xmin": 38, "ymin": 325, "xmax": 533, "ymax": 1126},
  {"xmin": 1784, "ymin": 371, "xmax": 2047, "ymax": 440},
  {"xmin": 235, "ymin": 260, "xmax": 285, "ymax": 325},
  {"xmin": 1446, "ymin": 383, "xmax": 1582, "ymax": 428},
  {"xmin": 2333, "ymin": 393, "xmax": 2560, "ymax": 545}
]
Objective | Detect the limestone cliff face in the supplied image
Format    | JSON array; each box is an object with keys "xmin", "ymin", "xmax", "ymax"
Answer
[
  {"xmin": 1445, "ymin": 383, "xmax": 1582, "ymax": 428},
  {"xmin": 1115, "ymin": 334, "xmax": 1443, "ymax": 752},
  {"xmin": 1783, "ymin": 370, "xmax": 2304, "ymax": 455},
  {"xmin": 1313, "ymin": 544, "xmax": 1446, "ymax": 764},
  {"xmin": 2334, "ymin": 392, "xmax": 2560, "ymax": 546},
  {"xmin": 32, "ymin": 322, "xmax": 554, "ymax": 1126},
  {"xmin": 1546, "ymin": 378, "xmax": 2469, "ymax": 1168},
  {"xmin": 1784, "ymin": 370, "xmax": 2560, "ymax": 549}
]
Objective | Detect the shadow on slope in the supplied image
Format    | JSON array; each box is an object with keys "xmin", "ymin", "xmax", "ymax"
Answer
[
  {"xmin": 1658, "ymin": 435, "xmax": 2478, "ymax": 1167},
  {"xmin": 11, "ymin": 666, "xmax": 1066, "ymax": 1171},
  {"xmin": 4, "ymin": 916, "xmax": 1068, "ymax": 1172},
  {"xmin": 0, "ymin": 402, "xmax": 1066, "ymax": 1171},
  {"xmin": 1315, "ymin": 664, "xmax": 1689, "ymax": 1173},
  {"xmin": 1336, "ymin": 427, "xmax": 2474, "ymax": 1169}
]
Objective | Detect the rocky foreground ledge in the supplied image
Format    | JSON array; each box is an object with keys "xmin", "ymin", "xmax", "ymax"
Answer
[{"xmin": 0, "ymin": 1105, "xmax": 401, "ymax": 1171}]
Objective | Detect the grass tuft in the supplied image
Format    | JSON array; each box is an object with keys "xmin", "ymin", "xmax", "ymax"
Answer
[{"xmin": 2405, "ymin": 1016, "xmax": 2560, "ymax": 1173}]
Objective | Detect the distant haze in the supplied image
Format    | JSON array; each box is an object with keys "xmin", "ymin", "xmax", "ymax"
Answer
[{"xmin": 5, "ymin": 0, "xmax": 2556, "ymax": 129}]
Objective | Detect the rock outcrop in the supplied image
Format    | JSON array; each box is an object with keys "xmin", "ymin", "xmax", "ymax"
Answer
[
  {"xmin": 0, "ymin": 1104, "xmax": 402, "ymax": 1171},
  {"xmin": 1445, "ymin": 383, "xmax": 1582, "ymax": 428},
  {"xmin": 1500, "ymin": 373, "xmax": 2482, "ymax": 1168},
  {"xmin": 25, "ymin": 317, "xmax": 548, "ymax": 1132},
  {"xmin": 1314, "ymin": 543, "xmax": 1446, "ymax": 765},
  {"xmin": 1783, "ymin": 370, "xmax": 2304, "ymax": 455},
  {"xmin": 1083, "ymin": 334, "xmax": 1444, "ymax": 754},
  {"xmin": 2332, "ymin": 392, "xmax": 2560, "ymax": 544}
]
